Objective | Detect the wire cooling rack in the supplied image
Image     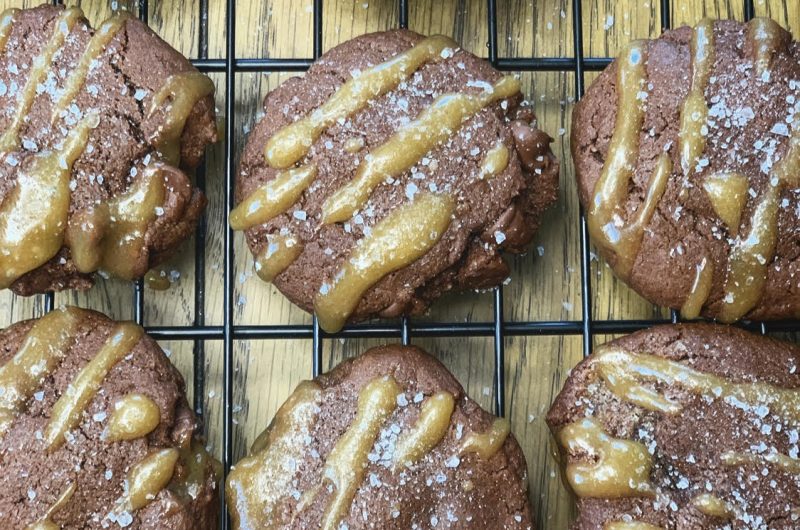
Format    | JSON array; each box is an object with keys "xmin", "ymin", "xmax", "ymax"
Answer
[{"xmin": 27, "ymin": 0, "xmax": 798, "ymax": 528}]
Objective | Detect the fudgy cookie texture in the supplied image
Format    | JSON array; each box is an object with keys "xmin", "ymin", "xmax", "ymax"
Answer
[
  {"xmin": 0, "ymin": 307, "xmax": 220, "ymax": 529},
  {"xmin": 226, "ymin": 345, "xmax": 532, "ymax": 529},
  {"xmin": 572, "ymin": 18, "xmax": 800, "ymax": 323},
  {"xmin": 0, "ymin": 5, "xmax": 217, "ymax": 295},
  {"xmin": 233, "ymin": 29, "xmax": 559, "ymax": 332},
  {"xmin": 547, "ymin": 324, "xmax": 800, "ymax": 529}
]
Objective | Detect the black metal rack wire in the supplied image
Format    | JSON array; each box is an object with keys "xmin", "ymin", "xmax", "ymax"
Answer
[{"xmin": 31, "ymin": 0, "xmax": 798, "ymax": 528}]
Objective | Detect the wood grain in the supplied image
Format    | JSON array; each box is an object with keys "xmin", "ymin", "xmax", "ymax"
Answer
[{"xmin": 0, "ymin": 1, "xmax": 796, "ymax": 529}]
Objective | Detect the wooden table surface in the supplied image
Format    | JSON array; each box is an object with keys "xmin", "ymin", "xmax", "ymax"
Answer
[{"xmin": 0, "ymin": 0, "xmax": 797, "ymax": 528}]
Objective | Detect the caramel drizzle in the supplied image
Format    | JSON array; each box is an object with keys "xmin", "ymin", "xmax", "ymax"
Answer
[
  {"xmin": 50, "ymin": 13, "xmax": 130, "ymax": 125},
  {"xmin": 748, "ymin": 18, "xmax": 787, "ymax": 77},
  {"xmin": 226, "ymin": 381, "xmax": 322, "ymax": 530},
  {"xmin": 479, "ymin": 141, "xmax": 510, "ymax": 179},
  {"xmin": 253, "ymin": 233, "xmax": 304, "ymax": 283},
  {"xmin": 0, "ymin": 308, "xmax": 80, "ymax": 438},
  {"xmin": 0, "ymin": 7, "xmax": 83, "ymax": 152},
  {"xmin": 25, "ymin": 483, "xmax": 76, "ymax": 530},
  {"xmin": 692, "ymin": 493, "xmax": 734, "ymax": 519},
  {"xmin": 593, "ymin": 347, "xmax": 800, "ymax": 423},
  {"xmin": 229, "ymin": 165, "xmax": 317, "ymax": 230},
  {"xmin": 320, "ymin": 376, "xmax": 400, "ymax": 530},
  {"xmin": 322, "ymin": 75, "xmax": 520, "ymax": 224},
  {"xmin": 44, "ymin": 322, "xmax": 143, "ymax": 450},
  {"xmin": 721, "ymin": 450, "xmax": 800, "ymax": 474},
  {"xmin": 393, "ymin": 391, "xmax": 454, "ymax": 468},
  {"xmin": 112, "ymin": 448, "xmax": 180, "ymax": 514},
  {"xmin": 106, "ymin": 393, "xmax": 161, "ymax": 442},
  {"xmin": 0, "ymin": 113, "xmax": 100, "ymax": 289},
  {"xmin": 0, "ymin": 8, "xmax": 18, "ymax": 51},
  {"xmin": 558, "ymin": 417, "xmax": 654, "ymax": 498},
  {"xmin": 147, "ymin": 72, "xmax": 215, "ymax": 164},
  {"xmin": 680, "ymin": 256, "xmax": 713, "ymax": 319},
  {"xmin": 264, "ymin": 35, "xmax": 457, "ymax": 169},
  {"xmin": 460, "ymin": 417, "xmax": 511, "ymax": 459},
  {"xmin": 587, "ymin": 41, "xmax": 674, "ymax": 279},
  {"xmin": 679, "ymin": 19, "xmax": 714, "ymax": 180},
  {"xmin": 314, "ymin": 192, "xmax": 454, "ymax": 333},
  {"xmin": 702, "ymin": 172, "xmax": 749, "ymax": 233}
]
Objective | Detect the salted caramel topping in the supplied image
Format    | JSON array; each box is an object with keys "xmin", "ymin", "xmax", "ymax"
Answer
[
  {"xmin": 0, "ymin": 308, "xmax": 79, "ymax": 437},
  {"xmin": 0, "ymin": 9, "xmax": 18, "ymax": 51},
  {"xmin": 227, "ymin": 381, "xmax": 322, "ymax": 529},
  {"xmin": 65, "ymin": 206, "xmax": 108, "ymax": 273},
  {"xmin": 344, "ymin": 137, "xmax": 365, "ymax": 153},
  {"xmin": 170, "ymin": 441, "xmax": 221, "ymax": 502},
  {"xmin": 99, "ymin": 165, "xmax": 167, "ymax": 280},
  {"xmin": 253, "ymin": 233, "xmax": 303, "ymax": 283},
  {"xmin": 0, "ymin": 7, "xmax": 83, "ymax": 152},
  {"xmin": 460, "ymin": 418, "xmax": 510, "ymax": 459},
  {"xmin": 393, "ymin": 391, "xmax": 454, "ymax": 469},
  {"xmin": 0, "ymin": 113, "xmax": 99, "ymax": 289},
  {"xmin": 265, "ymin": 35, "xmax": 457, "ymax": 169},
  {"xmin": 25, "ymin": 483, "xmax": 76, "ymax": 530},
  {"xmin": 605, "ymin": 523, "xmax": 663, "ymax": 530},
  {"xmin": 44, "ymin": 322, "xmax": 143, "ymax": 450},
  {"xmin": 147, "ymin": 72, "xmax": 215, "ymax": 164},
  {"xmin": 479, "ymin": 141, "xmax": 510, "ymax": 179},
  {"xmin": 117, "ymin": 448, "xmax": 180, "ymax": 512},
  {"xmin": 230, "ymin": 165, "xmax": 317, "ymax": 230},
  {"xmin": 593, "ymin": 347, "xmax": 800, "ymax": 422},
  {"xmin": 702, "ymin": 172, "xmax": 748, "ymax": 232},
  {"xmin": 588, "ymin": 41, "xmax": 678, "ymax": 279},
  {"xmin": 314, "ymin": 192, "xmax": 454, "ymax": 332},
  {"xmin": 322, "ymin": 75, "xmax": 520, "ymax": 223},
  {"xmin": 721, "ymin": 450, "xmax": 800, "ymax": 474},
  {"xmin": 679, "ymin": 19, "xmax": 714, "ymax": 178},
  {"xmin": 748, "ymin": 18, "xmax": 786, "ymax": 76},
  {"xmin": 680, "ymin": 256, "xmax": 713, "ymax": 319},
  {"xmin": 144, "ymin": 270, "xmax": 171, "ymax": 290},
  {"xmin": 51, "ymin": 14, "xmax": 130, "ymax": 125},
  {"xmin": 319, "ymin": 376, "xmax": 400, "ymax": 529},
  {"xmin": 558, "ymin": 417, "xmax": 654, "ymax": 498},
  {"xmin": 106, "ymin": 393, "xmax": 161, "ymax": 442},
  {"xmin": 692, "ymin": 493, "xmax": 734, "ymax": 518}
]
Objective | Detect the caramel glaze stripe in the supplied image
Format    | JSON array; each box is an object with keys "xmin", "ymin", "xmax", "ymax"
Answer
[
  {"xmin": 50, "ymin": 13, "xmax": 131, "ymax": 126},
  {"xmin": 717, "ymin": 87, "xmax": 799, "ymax": 322},
  {"xmin": 111, "ymin": 448, "xmax": 180, "ymax": 515},
  {"xmin": 0, "ymin": 307, "xmax": 80, "ymax": 439},
  {"xmin": 701, "ymin": 172, "xmax": 748, "ymax": 234},
  {"xmin": 0, "ymin": 7, "xmax": 84, "ymax": 152},
  {"xmin": 319, "ymin": 376, "xmax": 400, "ymax": 530},
  {"xmin": 44, "ymin": 322, "xmax": 143, "ymax": 451},
  {"xmin": 0, "ymin": 113, "xmax": 100, "ymax": 289},
  {"xmin": 314, "ymin": 192, "xmax": 454, "ymax": 333},
  {"xmin": 593, "ymin": 347, "xmax": 800, "ymax": 423},
  {"xmin": 692, "ymin": 494, "xmax": 734, "ymax": 519},
  {"xmin": 147, "ymin": 71, "xmax": 215, "ymax": 165},
  {"xmin": 253, "ymin": 232, "xmax": 303, "ymax": 283},
  {"xmin": 479, "ymin": 141, "xmax": 510, "ymax": 179},
  {"xmin": 587, "ymin": 41, "xmax": 674, "ymax": 280},
  {"xmin": 230, "ymin": 165, "xmax": 317, "ymax": 230},
  {"xmin": 679, "ymin": 19, "xmax": 714, "ymax": 181},
  {"xmin": 680, "ymin": 256, "xmax": 713, "ymax": 320},
  {"xmin": 721, "ymin": 450, "xmax": 800, "ymax": 474},
  {"xmin": 226, "ymin": 381, "xmax": 322, "ymax": 530},
  {"xmin": 264, "ymin": 35, "xmax": 457, "ymax": 169},
  {"xmin": 460, "ymin": 418, "xmax": 511, "ymax": 460},
  {"xmin": 322, "ymin": 75, "xmax": 520, "ymax": 224},
  {"xmin": 0, "ymin": 8, "xmax": 18, "ymax": 51},
  {"xmin": 558, "ymin": 417, "xmax": 654, "ymax": 498},
  {"xmin": 393, "ymin": 391, "xmax": 454, "ymax": 469},
  {"xmin": 105, "ymin": 393, "xmax": 161, "ymax": 442},
  {"xmin": 25, "ymin": 483, "xmax": 76, "ymax": 530},
  {"xmin": 748, "ymin": 18, "xmax": 790, "ymax": 78}
]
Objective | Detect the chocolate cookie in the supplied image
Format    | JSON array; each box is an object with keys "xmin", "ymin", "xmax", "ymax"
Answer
[
  {"xmin": 547, "ymin": 324, "xmax": 800, "ymax": 529},
  {"xmin": 233, "ymin": 29, "xmax": 559, "ymax": 332},
  {"xmin": 572, "ymin": 18, "xmax": 800, "ymax": 322},
  {"xmin": 0, "ymin": 5, "xmax": 217, "ymax": 295},
  {"xmin": 227, "ymin": 345, "xmax": 532, "ymax": 529},
  {"xmin": 0, "ymin": 307, "xmax": 220, "ymax": 529}
]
